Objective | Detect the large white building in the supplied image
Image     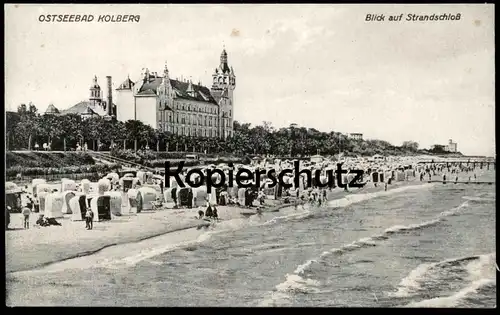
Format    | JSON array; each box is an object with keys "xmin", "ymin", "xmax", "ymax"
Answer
[
  {"xmin": 115, "ymin": 48, "xmax": 236, "ymax": 139},
  {"xmin": 445, "ymin": 139, "xmax": 458, "ymax": 152}
]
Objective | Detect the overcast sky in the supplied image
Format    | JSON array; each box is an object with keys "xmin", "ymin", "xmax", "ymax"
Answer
[{"xmin": 5, "ymin": 4, "xmax": 495, "ymax": 156}]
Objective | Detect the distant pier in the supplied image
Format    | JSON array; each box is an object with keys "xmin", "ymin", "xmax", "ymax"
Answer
[
  {"xmin": 427, "ymin": 180, "xmax": 495, "ymax": 185},
  {"xmin": 417, "ymin": 159, "xmax": 495, "ymax": 170}
]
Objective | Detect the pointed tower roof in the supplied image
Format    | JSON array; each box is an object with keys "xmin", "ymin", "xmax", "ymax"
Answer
[
  {"xmin": 91, "ymin": 75, "xmax": 100, "ymax": 89},
  {"xmin": 164, "ymin": 61, "xmax": 169, "ymax": 76},
  {"xmin": 186, "ymin": 79, "xmax": 195, "ymax": 96},
  {"xmin": 219, "ymin": 47, "xmax": 230, "ymax": 74}
]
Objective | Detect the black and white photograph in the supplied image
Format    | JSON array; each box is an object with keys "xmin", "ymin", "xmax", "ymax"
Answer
[{"xmin": 4, "ymin": 3, "xmax": 496, "ymax": 307}]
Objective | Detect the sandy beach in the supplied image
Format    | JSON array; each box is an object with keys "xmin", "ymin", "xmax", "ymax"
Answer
[{"xmin": 6, "ymin": 178, "xmax": 425, "ymax": 274}]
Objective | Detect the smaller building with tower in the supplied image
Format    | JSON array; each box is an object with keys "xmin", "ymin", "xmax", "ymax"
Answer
[{"xmin": 60, "ymin": 75, "xmax": 116, "ymax": 119}]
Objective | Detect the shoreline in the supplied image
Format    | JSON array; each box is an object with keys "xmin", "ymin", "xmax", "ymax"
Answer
[{"xmin": 6, "ymin": 179, "xmax": 427, "ymax": 274}]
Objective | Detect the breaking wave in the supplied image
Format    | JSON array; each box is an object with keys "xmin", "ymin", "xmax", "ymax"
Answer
[
  {"xmin": 393, "ymin": 252, "xmax": 497, "ymax": 307},
  {"xmin": 259, "ymin": 198, "xmax": 471, "ymax": 307}
]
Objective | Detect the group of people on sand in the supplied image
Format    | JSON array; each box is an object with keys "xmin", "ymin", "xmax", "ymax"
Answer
[{"xmin": 198, "ymin": 204, "xmax": 219, "ymax": 221}]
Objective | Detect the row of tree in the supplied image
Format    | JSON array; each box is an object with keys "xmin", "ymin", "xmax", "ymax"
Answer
[{"xmin": 6, "ymin": 103, "xmax": 421, "ymax": 157}]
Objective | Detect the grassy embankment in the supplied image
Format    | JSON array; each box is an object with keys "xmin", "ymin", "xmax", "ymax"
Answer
[
  {"xmin": 6, "ymin": 151, "xmax": 246, "ymax": 181},
  {"xmin": 6, "ymin": 151, "xmax": 121, "ymax": 179}
]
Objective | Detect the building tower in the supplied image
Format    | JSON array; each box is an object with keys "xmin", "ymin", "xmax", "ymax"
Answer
[
  {"xmin": 105, "ymin": 76, "xmax": 113, "ymax": 119},
  {"xmin": 158, "ymin": 61, "xmax": 173, "ymax": 112},
  {"xmin": 211, "ymin": 47, "xmax": 236, "ymax": 139},
  {"xmin": 89, "ymin": 75, "xmax": 102, "ymax": 107}
]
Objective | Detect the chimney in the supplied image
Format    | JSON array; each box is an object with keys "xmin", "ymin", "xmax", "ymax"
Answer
[{"xmin": 106, "ymin": 76, "xmax": 113, "ymax": 116}]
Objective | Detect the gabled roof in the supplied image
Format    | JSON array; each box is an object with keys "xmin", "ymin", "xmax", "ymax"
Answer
[
  {"xmin": 45, "ymin": 104, "xmax": 60, "ymax": 114},
  {"xmin": 117, "ymin": 77, "xmax": 135, "ymax": 90},
  {"xmin": 59, "ymin": 101, "xmax": 117, "ymax": 115},
  {"xmin": 136, "ymin": 76, "xmax": 217, "ymax": 104}
]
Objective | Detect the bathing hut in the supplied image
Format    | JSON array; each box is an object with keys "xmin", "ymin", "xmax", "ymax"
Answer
[
  {"xmin": 127, "ymin": 189, "xmax": 142, "ymax": 213},
  {"xmin": 167, "ymin": 176, "xmax": 181, "ymax": 189},
  {"xmin": 6, "ymin": 182, "xmax": 19, "ymax": 192},
  {"xmin": 70, "ymin": 195, "xmax": 88, "ymax": 221},
  {"xmin": 299, "ymin": 173, "xmax": 309, "ymax": 190},
  {"xmin": 138, "ymin": 186, "xmax": 157, "ymax": 211},
  {"xmin": 193, "ymin": 186, "xmax": 208, "ymax": 207},
  {"xmin": 320, "ymin": 175, "xmax": 333, "ymax": 187},
  {"xmin": 244, "ymin": 187, "xmax": 257, "ymax": 207},
  {"xmin": 210, "ymin": 172, "xmax": 222, "ymax": 186},
  {"xmin": 106, "ymin": 173, "xmax": 120, "ymax": 185},
  {"xmin": 90, "ymin": 195, "xmax": 112, "ymax": 221},
  {"xmin": 238, "ymin": 187, "xmax": 246, "ymax": 205},
  {"xmin": 119, "ymin": 177, "xmax": 139, "ymax": 192},
  {"xmin": 177, "ymin": 187, "xmax": 193, "ymax": 208},
  {"xmin": 61, "ymin": 191, "xmax": 77, "ymax": 214},
  {"xmin": 120, "ymin": 191, "xmax": 131, "ymax": 215},
  {"xmin": 142, "ymin": 183, "xmax": 163, "ymax": 198},
  {"xmin": 405, "ymin": 169, "xmax": 415, "ymax": 178},
  {"xmin": 6, "ymin": 182, "xmax": 22, "ymax": 213},
  {"xmin": 341, "ymin": 174, "xmax": 349, "ymax": 186},
  {"xmin": 163, "ymin": 187, "xmax": 175, "ymax": 203},
  {"xmin": 97, "ymin": 178, "xmax": 111, "ymax": 195},
  {"xmin": 229, "ymin": 184, "xmax": 239, "ymax": 199},
  {"xmin": 283, "ymin": 175, "xmax": 293, "ymax": 187},
  {"xmin": 61, "ymin": 179, "xmax": 77, "ymax": 192},
  {"xmin": 105, "ymin": 191, "xmax": 123, "ymax": 216},
  {"xmin": 395, "ymin": 171, "xmax": 405, "ymax": 181},
  {"xmin": 379, "ymin": 172, "xmax": 385, "ymax": 183},
  {"xmin": 36, "ymin": 183, "xmax": 52, "ymax": 196},
  {"xmin": 37, "ymin": 191, "xmax": 49, "ymax": 214},
  {"xmin": 137, "ymin": 171, "xmax": 146, "ymax": 184},
  {"xmin": 347, "ymin": 173, "xmax": 354, "ymax": 186},
  {"xmin": 187, "ymin": 171, "xmax": 202, "ymax": 186},
  {"xmin": 44, "ymin": 192, "xmax": 64, "ymax": 218},
  {"xmin": 80, "ymin": 179, "xmax": 91, "ymax": 194},
  {"xmin": 31, "ymin": 179, "xmax": 47, "ymax": 196},
  {"xmin": 310, "ymin": 154, "xmax": 324, "ymax": 164},
  {"xmin": 384, "ymin": 171, "xmax": 392, "ymax": 182},
  {"xmin": 152, "ymin": 175, "xmax": 165, "ymax": 193},
  {"xmin": 261, "ymin": 179, "xmax": 275, "ymax": 196},
  {"xmin": 145, "ymin": 171, "xmax": 154, "ymax": 184},
  {"xmin": 208, "ymin": 190, "xmax": 217, "ymax": 206}
]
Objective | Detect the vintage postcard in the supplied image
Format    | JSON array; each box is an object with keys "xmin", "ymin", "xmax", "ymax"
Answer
[{"xmin": 5, "ymin": 4, "xmax": 495, "ymax": 307}]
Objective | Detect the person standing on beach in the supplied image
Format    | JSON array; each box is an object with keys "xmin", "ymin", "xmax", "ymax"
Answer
[
  {"xmin": 6, "ymin": 206, "xmax": 11, "ymax": 230},
  {"xmin": 33, "ymin": 197, "xmax": 39, "ymax": 213},
  {"xmin": 85, "ymin": 207, "xmax": 94, "ymax": 230},
  {"xmin": 22, "ymin": 206, "xmax": 31, "ymax": 229}
]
